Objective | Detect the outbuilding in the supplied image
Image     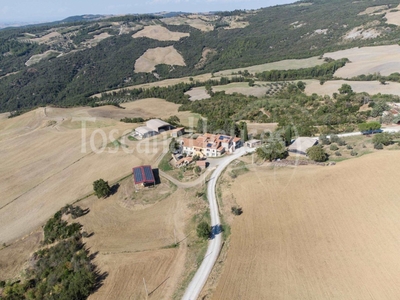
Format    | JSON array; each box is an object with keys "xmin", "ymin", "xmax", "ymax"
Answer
[
  {"xmin": 245, "ymin": 139, "xmax": 261, "ymax": 148},
  {"xmin": 288, "ymin": 137, "xmax": 318, "ymax": 155},
  {"xmin": 133, "ymin": 165, "xmax": 155, "ymax": 187},
  {"xmin": 146, "ymin": 119, "xmax": 173, "ymax": 133},
  {"xmin": 134, "ymin": 126, "xmax": 158, "ymax": 139}
]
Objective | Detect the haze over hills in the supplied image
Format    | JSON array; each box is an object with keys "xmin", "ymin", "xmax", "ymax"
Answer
[{"xmin": 0, "ymin": 0, "xmax": 400, "ymax": 113}]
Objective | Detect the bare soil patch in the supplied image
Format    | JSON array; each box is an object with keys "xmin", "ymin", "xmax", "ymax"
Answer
[
  {"xmin": 211, "ymin": 150, "xmax": 400, "ymax": 299},
  {"xmin": 134, "ymin": 46, "xmax": 186, "ymax": 73},
  {"xmin": 324, "ymin": 45, "xmax": 400, "ymax": 77},
  {"xmin": 305, "ymin": 79, "xmax": 400, "ymax": 97},
  {"xmin": 133, "ymin": 25, "xmax": 189, "ymax": 41}
]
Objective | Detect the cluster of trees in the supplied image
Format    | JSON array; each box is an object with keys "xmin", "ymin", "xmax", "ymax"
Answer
[
  {"xmin": 256, "ymin": 132, "xmax": 288, "ymax": 161},
  {"xmin": 1, "ymin": 205, "xmax": 99, "ymax": 300},
  {"xmin": 120, "ymin": 117, "xmax": 145, "ymax": 123},
  {"xmin": 1, "ymin": 237, "xmax": 98, "ymax": 299},
  {"xmin": 43, "ymin": 210, "xmax": 82, "ymax": 244}
]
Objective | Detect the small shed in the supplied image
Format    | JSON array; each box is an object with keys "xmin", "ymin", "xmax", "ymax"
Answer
[
  {"xmin": 196, "ymin": 160, "xmax": 208, "ymax": 170},
  {"xmin": 171, "ymin": 127, "xmax": 185, "ymax": 138},
  {"xmin": 288, "ymin": 137, "xmax": 318, "ymax": 155},
  {"xmin": 245, "ymin": 139, "xmax": 261, "ymax": 148},
  {"xmin": 133, "ymin": 165, "xmax": 155, "ymax": 187}
]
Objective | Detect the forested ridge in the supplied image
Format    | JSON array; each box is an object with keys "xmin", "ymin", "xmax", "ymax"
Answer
[{"xmin": 0, "ymin": 0, "xmax": 400, "ymax": 112}]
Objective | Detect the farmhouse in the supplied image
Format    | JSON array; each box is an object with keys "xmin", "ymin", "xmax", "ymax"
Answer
[
  {"xmin": 133, "ymin": 165, "xmax": 155, "ymax": 187},
  {"xmin": 288, "ymin": 137, "xmax": 318, "ymax": 155},
  {"xmin": 182, "ymin": 133, "xmax": 241, "ymax": 157},
  {"xmin": 134, "ymin": 119, "xmax": 173, "ymax": 139}
]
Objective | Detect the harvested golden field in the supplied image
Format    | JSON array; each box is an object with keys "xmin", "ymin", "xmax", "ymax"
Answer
[
  {"xmin": 132, "ymin": 25, "xmax": 189, "ymax": 41},
  {"xmin": 212, "ymin": 150, "xmax": 400, "ymax": 299},
  {"xmin": 324, "ymin": 45, "xmax": 400, "ymax": 77},
  {"xmin": 134, "ymin": 46, "xmax": 186, "ymax": 73},
  {"xmin": 304, "ymin": 79, "xmax": 400, "ymax": 97},
  {"xmin": 162, "ymin": 16, "xmax": 214, "ymax": 32},
  {"xmin": 212, "ymin": 82, "xmax": 269, "ymax": 97},
  {"xmin": 92, "ymin": 73, "xmax": 213, "ymax": 97},
  {"xmin": 385, "ymin": 5, "xmax": 400, "ymax": 26},
  {"xmin": 0, "ymin": 105, "xmax": 168, "ymax": 245},
  {"xmin": 215, "ymin": 56, "xmax": 323, "ymax": 76},
  {"xmin": 76, "ymin": 184, "xmax": 189, "ymax": 300},
  {"xmin": 0, "ymin": 230, "xmax": 42, "ymax": 280}
]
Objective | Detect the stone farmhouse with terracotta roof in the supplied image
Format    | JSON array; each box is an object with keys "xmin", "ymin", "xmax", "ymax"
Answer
[{"xmin": 182, "ymin": 133, "xmax": 242, "ymax": 157}]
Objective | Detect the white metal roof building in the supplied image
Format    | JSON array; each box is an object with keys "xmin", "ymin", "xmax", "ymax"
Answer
[
  {"xmin": 288, "ymin": 137, "xmax": 318, "ymax": 155},
  {"xmin": 146, "ymin": 119, "xmax": 172, "ymax": 133},
  {"xmin": 134, "ymin": 126, "xmax": 158, "ymax": 139}
]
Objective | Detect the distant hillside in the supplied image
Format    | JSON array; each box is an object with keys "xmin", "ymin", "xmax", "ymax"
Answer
[{"xmin": 0, "ymin": 0, "xmax": 400, "ymax": 112}]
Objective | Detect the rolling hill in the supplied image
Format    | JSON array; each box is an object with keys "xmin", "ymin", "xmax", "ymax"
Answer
[{"xmin": 0, "ymin": 0, "xmax": 400, "ymax": 113}]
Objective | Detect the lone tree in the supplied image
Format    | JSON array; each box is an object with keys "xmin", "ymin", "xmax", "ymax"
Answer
[
  {"xmin": 197, "ymin": 221, "xmax": 211, "ymax": 240},
  {"xmin": 256, "ymin": 132, "xmax": 288, "ymax": 161},
  {"xmin": 306, "ymin": 145, "xmax": 327, "ymax": 162},
  {"xmin": 93, "ymin": 179, "xmax": 111, "ymax": 198},
  {"xmin": 338, "ymin": 83, "xmax": 354, "ymax": 95}
]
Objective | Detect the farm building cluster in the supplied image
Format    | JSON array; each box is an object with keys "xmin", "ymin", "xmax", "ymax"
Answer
[{"xmin": 181, "ymin": 133, "xmax": 242, "ymax": 158}]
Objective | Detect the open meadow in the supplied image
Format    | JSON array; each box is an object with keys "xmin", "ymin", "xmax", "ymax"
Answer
[{"xmin": 211, "ymin": 150, "xmax": 400, "ymax": 299}]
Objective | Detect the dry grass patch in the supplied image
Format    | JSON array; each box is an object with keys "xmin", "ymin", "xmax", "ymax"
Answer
[
  {"xmin": 212, "ymin": 82, "xmax": 269, "ymax": 97},
  {"xmin": 385, "ymin": 5, "xmax": 400, "ymax": 26},
  {"xmin": 211, "ymin": 150, "xmax": 400, "ymax": 299},
  {"xmin": 133, "ymin": 25, "xmax": 189, "ymax": 41},
  {"xmin": 358, "ymin": 5, "xmax": 390, "ymax": 15},
  {"xmin": 185, "ymin": 87, "xmax": 211, "ymax": 101},
  {"xmin": 29, "ymin": 31, "xmax": 61, "ymax": 44},
  {"xmin": 324, "ymin": 45, "xmax": 400, "ymax": 77},
  {"xmin": 0, "ymin": 230, "xmax": 42, "ymax": 281},
  {"xmin": 162, "ymin": 16, "xmax": 214, "ymax": 32},
  {"xmin": 134, "ymin": 46, "xmax": 186, "ymax": 73},
  {"xmin": 25, "ymin": 50, "xmax": 60, "ymax": 66},
  {"xmin": 304, "ymin": 79, "xmax": 400, "ymax": 97}
]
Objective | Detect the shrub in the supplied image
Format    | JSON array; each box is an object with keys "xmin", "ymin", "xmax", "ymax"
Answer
[
  {"xmin": 306, "ymin": 145, "xmax": 327, "ymax": 162},
  {"xmin": 319, "ymin": 134, "xmax": 330, "ymax": 145},
  {"xmin": 231, "ymin": 206, "xmax": 243, "ymax": 215},
  {"xmin": 330, "ymin": 144, "xmax": 339, "ymax": 151},
  {"xmin": 346, "ymin": 144, "xmax": 353, "ymax": 150},
  {"xmin": 374, "ymin": 143, "xmax": 384, "ymax": 150},
  {"xmin": 330, "ymin": 134, "xmax": 340, "ymax": 143},
  {"xmin": 0, "ymin": 280, "xmax": 5, "ymax": 288},
  {"xmin": 372, "ymin": 132, "xmax": 393, "ymax": 146},
  {"xmin": 196, "ymin": 222, "xmax": 211, "ymax": 240},
  {"xmin": 335, "ymin": 151, "xmax": 342, "ymax": 156},
  {"xmin": 337, "ymin": 139, "xmax": 346, "ymax": 146},
  {"xmin": 350, "ymin": 149, "xmax": 358, "ymax": 156}
]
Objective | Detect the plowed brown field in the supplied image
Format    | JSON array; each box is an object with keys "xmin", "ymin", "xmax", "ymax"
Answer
[{"xmin": 212, "ymin": 151, "xmax": 400, "ymax": 299}]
